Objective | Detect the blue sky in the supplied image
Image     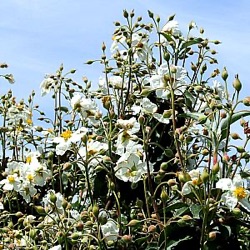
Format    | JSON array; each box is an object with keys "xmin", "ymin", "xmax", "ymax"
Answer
[{"xmin": 0, "ymin": 0, "xmax": 250, "ymax": 110}]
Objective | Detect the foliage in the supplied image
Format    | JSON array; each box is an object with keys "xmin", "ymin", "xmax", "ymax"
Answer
[{"xmin": 0, "ymin": 9, "xmax": 250, "ymax": 250}]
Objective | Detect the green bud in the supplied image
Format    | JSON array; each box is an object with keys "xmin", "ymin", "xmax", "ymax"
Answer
[
  {"xmin": 92, "ymin": 204, "xmax": 99, "ymax": 217},
  {"xmin": 233, "ymin": 74, "xmax": 242, "ymax": 92},
  {"xmin": 198, "ymin": 114, "xmax": 207, "ymax": 124},
  {"xmin": 230, "ymin": 133, "xmax": 242, "ymax": 140},
  {"xmin": 243, "ymin": 97, "xmax": 250, "ymax": 106},
  {"xmin": 212, "ymin": 162, "xmax": 220, "ymax": 175},
  {"xmin": 201, "ymin": 169, "xmax": 209, "ymax": 183},
  {"xmin": 123, "ymin": 10, "xmax": 129, "ymax": 18},
  {"xmin": 178, "ymin": 172, "xmax": 191, "ymax": 183},
  {"xmin": 50, "ymin": 193, "xmax": 57, "ymax": 203},
  {"xmin": 221, "ymin": 67, "xmax": 228, "ymax": 81},
  {"xmin": 127, "ymin": 219, "xmax": 141, "ymax": 227},
  {"xmin": 148, "ymin": 10, "xmax": 154, "ymax": 18},
  {"xmin": 160, "ymin": 189, "xmax": 169, "ymax": 202},
  {"xmin": 71, "ymin": 232, "xmax": 80, "ymax": 240},
  {"xmin": 160, "ymin": 162, "xmax": 168, "ymax": 171},
  {"xmin": 236, "ymin": 146, "xmax": 245, "ymax": 153},
  {"xmin": 164, "ymin": 51, "xmax": 170, "ymax": 61},
  {"xmin": 34, "ymin": 206, "xmax": 46, "ymax": 215},
  {"xmin": 98, "ymin": 211, "xmax": 108, "ymax": 225}
]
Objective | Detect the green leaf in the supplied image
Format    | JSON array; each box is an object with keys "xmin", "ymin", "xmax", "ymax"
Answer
[
  {"xmin": 160, "ymin": 32, "xmax": 175, "ymax": 44},
  {"xmin": 180, "ymin": 38, "xmax": 203, "ymax": 50},
  {"xmin": 165, "ymin": 202, "xmax": 188, "ymax": 213},
  {"xmin": 220, "ymin": 110, "xmax": 250, "ymax": 141},
  {"xmin": 190, "ymin": 204, "xmax": 202, "ymax": 219},
  {"xmin": 174, "ymin": 206, "xmax": 189, "ymax": 217},
  {"xmin": 165, "ymin": 236, "xmax": 192, "ymax": 250}
]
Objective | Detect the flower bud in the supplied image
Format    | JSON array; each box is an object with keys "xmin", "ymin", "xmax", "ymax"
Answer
[
  {"xmin": 221, "ymin": 67, "xmax": 228, "ymax": 81},
  {"xmin": 208, "ymin": 231, "xmax": 217, "ymax": 241},
  {"xmin": 138, "ymin": 115, "xmax": 145, "ymax": 125},
  {"xmin": 160, "ymin": 162, "xmax": 168, "ymax": 171},
  {"xmin": 148, "ymin": 10, "xmax": 154, "ymax": 18},
  {"xmin": 201, "ymin": 169, "xmax": 209, "ymax": 183},
  {"xmin": 178, "ymin": 172, "xmax": 191, "ymax": 183},
  {"xmin": 123, "ymin": 10, "xmax": 129, "ymax": 18},
  {"xmin": 198, "ymin": 114, "xmax": 207, "ymax": 124},
  {"xmin": 49, "ymin": 192, "xmax": 57, "ymax": 204},
  {"xmin": 148, "ymin": 225, "xmax": 157, "ymax": 233},
  {"xmin": 92, "ymin": 204, "xmax": 99, "ymax": 217},
  {"xmin": 97, "ymin": 210, "xmax": 108, "ymax": 225},
  {"xmin": 163, "ymin": 51, "xmax": 170, "ymax": 61},
  {"xmin": 160, "ymin": 189, "xmax": 169, "ymax": 202},
  {"xmin": 233, "ymin": 74, "xmax": 242, "ymax": 92},
  {"xmin": 212, "ymin": 162, "xmax": 220, "ymax": 174},
  {"xmin": 243, "ymin": 97, "xmax": 250, "ymax": 106},
  {"xmin": 236, "ymin": 146, "xmax": 245, "ymax": 153},
  {"xmin": 122, "ymin": 234, "xmax": 132, "ymax": 243},
  {"xmin": 34, "ymin": 206, "xmax": 46, "ymax": 215},
  {"xmin": 232, "ymin": 207, "xmax": 242, "ymax": 218},
  {"xmin": 127, "ymin": 219, "xmax": 141, "ymax": 227},
  {"xmin": 230, "ymin": 133, "xmax": 242, "ymax": 140}
]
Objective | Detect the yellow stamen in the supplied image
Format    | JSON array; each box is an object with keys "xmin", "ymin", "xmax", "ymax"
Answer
[
  {"xmin": 26, "ymin": 118, "xmax": 33, "ymax": 125},
  {"xmin": 26, "ymin": 174, "xmax": 34, "ymax": 182},
  {"xmin": 61, "ymin": 130, "xmax": 72, "ymax": 140},
  {"xmin": 233, "ymin": 186, "xmax": 247, "ymax": 200},
  {"xmin": 26, "ymin": 156, "xmax": 32, "ymax": 164},
  {"xmin": 8, "ymin": 175, "xmax": 15, "ymax": 184}
]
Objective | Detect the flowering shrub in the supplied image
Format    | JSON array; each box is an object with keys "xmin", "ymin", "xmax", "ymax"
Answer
[{"xmin": 1, "ymin": 9, "xmax": 250, "ymax": 250}]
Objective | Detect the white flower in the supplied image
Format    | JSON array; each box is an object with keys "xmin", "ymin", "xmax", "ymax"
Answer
[
  {"xmin": 0, "ymin": 174, "xmax": 20, "ymax": 191},
  {"xmin": 4, "ymin": 161, "xmax": 24, "ymax": 175},
  {"xmin": 43, "ymin": 190, "xmax": 64, "ymax": 213},
  {"xmin": 19, "ymin": 181, "xmax": 37, "ymax": 203},
  {"xmin": 116, "ymin": 140, "xmax": 143, "ymax": 160},
  {"xmin": 162, "ymin": 20, "xmax": 182, "ymax": 37},
  {"xmin": 101, "ymin": 219, "xmax": 119, "ymax": 242},
  {"xmin": 149, "ymin": 64, "xmax": 187, "ymax": 99},
  {"xmin": 216, "ymin": 175, "xmax": 250, "ymax": 211},
  {"xmin": 131, "ymin": 97, "xmax": 158, "ymax": 115},
  {"xmin": 70, "ymin": 209, "xmax": 81, "ymax": 221},
  {"xmin": 117, "ymin": 117, "xmax": 140, "ymax": 134},
  {"xmin": 40, "ymin": 77, "xmax": 56, "ymax": 96},
  {"xmin": 115, "ymin": 153, "xmax": 153, "ymax": 183},
  {"xmin": 111, "ymin": 32, "xmax": 152, "ymax": 62},
  {"xmin": 0, "ymin": 202, "xmax": 3, "ymax": 210},
  {"xmin": 109, "ymin": 76, "xmax": 124, "ymax": 89},
  {"xmin": 53, "ymin": 127, "xmax": 88, "ymax": 155},
  {"xmin": 153, "ymin": 112, "xmax": 170, "ymax": 124},
  {"xmin": 78, "ymin": 140, "xmax": 108, "ymax": 168},
  {"xmin": 49, "ymin": 245, "xmax": 62, "ymax": 250},
  {"xmin": 212, "ymin": 80, "xmax": 225, "ymax": 99},
  {"xmin": 182, "ymin": 169, "xmax": 201, "ymax": 195}
]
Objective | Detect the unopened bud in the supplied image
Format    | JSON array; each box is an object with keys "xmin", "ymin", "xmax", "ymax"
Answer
[
  {"xmin": 49, "ymin": 192, "xmax": 57, "ymax": 203},
  {"xmin": 230, "ymin": 133, "xmax": 242, "ymax": 140},
  {"xmin": 236, "ymin": 146, "xmax": 245, "ymax": 153},
  {"xmin": 178, "ymin": 172, "xmax": 191, "ymax": 183},
  {"xmin": 221, "ymin": 67, "xmax": 228, "ymax": 81},
  {"xmin": 233, "ymin": 74, "xmax": 242, "ymax": 92},
  {"xmin": 208, "ymin": 231, "xmax": 217, "ymax": 241},
  {"xmin": 243, "ymin": 97, "xmax": 250, "ymax": 106},
  {"xmin": 212, "ymin": 162, "xmax": 220, "ymax": 174},
  {"xmin": 160, "ymin": 189, "xmax": 169, "ymax": 202},
  {"xmin": 127, "ymin": 219, "xmax": 140, "ymax": 227}
]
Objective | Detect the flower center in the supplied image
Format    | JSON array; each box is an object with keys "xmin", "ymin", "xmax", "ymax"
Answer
[
  {"xmin": 61, "ymin": 130, "xmax": 72, "ymax": 140},
  {"xmin": 26, "ymin": 174, "xmax": 34, "ymax": 182},
  {"xmin": 8, "ymin": 175, "xmax": 15, "ymax": 184},
  {"xmin": 233, "ymin": 186, "xmax": 247, "ymax": 200},
  {"xmin": 26, "ymin": 156, "xmax": 32, "ymax": 164}
]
